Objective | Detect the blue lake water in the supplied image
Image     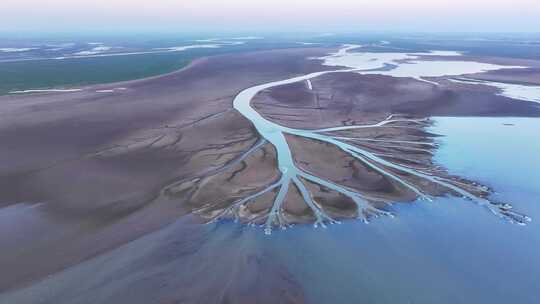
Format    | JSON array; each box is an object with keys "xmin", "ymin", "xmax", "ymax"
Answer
[
  {"xmin": 213, "ymin": 116, "xmax": 540, "ymax": 303},
  {"xmin": 285, "ymin": 117, "xmax": 540, "ymax": 303}
]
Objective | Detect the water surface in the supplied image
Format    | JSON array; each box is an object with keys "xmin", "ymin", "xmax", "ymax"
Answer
[{"xmin": 277, "ymin": 117, "xmax": 540, "ymax": 303}]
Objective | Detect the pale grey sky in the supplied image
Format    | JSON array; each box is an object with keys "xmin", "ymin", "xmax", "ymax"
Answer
[{"xmin": 1, "ymin": 0, "xmax": 539, "ymax": 32}]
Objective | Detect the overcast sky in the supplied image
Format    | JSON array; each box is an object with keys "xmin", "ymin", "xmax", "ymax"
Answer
[{"xmin": 2, "ymin": 0, "xmax": 539, "ymax": 32}]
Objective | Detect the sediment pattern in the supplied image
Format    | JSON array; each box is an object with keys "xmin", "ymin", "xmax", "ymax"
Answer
[{"xmin": 172, "ymin": 69, "xmax": 531, "ymax": 234}]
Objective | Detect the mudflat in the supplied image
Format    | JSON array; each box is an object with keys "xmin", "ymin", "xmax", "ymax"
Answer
[
  {"xmin": 1, "ymin": 46, "xmax": 539, "ymax": 303},
  {"xmin": 0, "ymin": 47, "xmax": 330, "ymax": 295}
]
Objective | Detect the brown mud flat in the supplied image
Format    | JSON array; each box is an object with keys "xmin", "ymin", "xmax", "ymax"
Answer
[
  {"xmin": 253, "ymin": 72, "xmax": 540, "ymax": 130},
  {"xmin": 187, "ymin": 69, "xmax": 537, "ymax": 228},
  {"xmin": 0, "ymin": 48, "xmax": 330, "ymax": 299},
  {"xmin": 1, "ymin": 47, "xmax": 539, "ymax": 303}
]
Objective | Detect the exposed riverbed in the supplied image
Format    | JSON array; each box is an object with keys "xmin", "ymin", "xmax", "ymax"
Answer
[{"xmin": 228, "ymin": 45, "xmax": 533, "ymax": 233}]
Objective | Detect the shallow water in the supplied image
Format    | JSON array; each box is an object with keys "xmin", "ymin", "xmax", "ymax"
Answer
[
  {"xmin": 319, "ymin": 45, "xmax": 524, "ymax": 81},
  {"xmin": 275, "ymin": 117, "xmax": 540, "ymax": 303}
]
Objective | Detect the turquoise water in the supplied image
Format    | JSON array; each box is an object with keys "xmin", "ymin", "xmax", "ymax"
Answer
[{"xmin": 280, "ymin": 117, "xmax": 540, "ymax": 303}]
